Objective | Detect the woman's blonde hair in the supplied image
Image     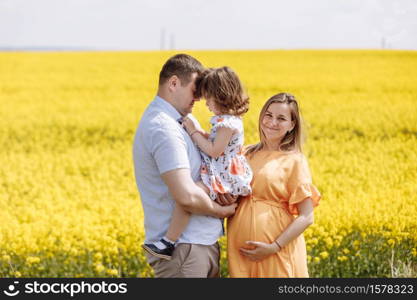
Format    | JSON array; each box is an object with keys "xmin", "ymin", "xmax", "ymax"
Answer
[
  {"xmin": 194, "ymin": 67, "xmax": 249, "ymax": 116},
  {"xmin": 246, "ymin": 93, "xmax": 305, "ymax": 157}
]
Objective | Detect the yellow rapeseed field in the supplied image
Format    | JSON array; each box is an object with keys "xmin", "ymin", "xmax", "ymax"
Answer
[{"xmin": 1, "ymin": 50, "xmax": 416, "ymax": 277}]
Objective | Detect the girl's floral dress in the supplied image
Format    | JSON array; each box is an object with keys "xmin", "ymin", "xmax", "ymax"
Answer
[{"xmin": 200, "ymin": 115, "xmax": 253, "ymax": 200}]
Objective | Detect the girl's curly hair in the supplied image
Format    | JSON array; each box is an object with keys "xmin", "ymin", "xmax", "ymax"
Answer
[{"xmin": 194, "ymin": 67, "xmax": 249, "ymax": 116}]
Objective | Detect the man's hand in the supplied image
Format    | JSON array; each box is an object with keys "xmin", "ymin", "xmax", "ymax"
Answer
[
  {"xmin": 216, "ymin": 193, "xmax": 239, "ymax": 206},
  {"xmin": 216, "ymin": 203, "xmax": 238, "ymax": 218}
]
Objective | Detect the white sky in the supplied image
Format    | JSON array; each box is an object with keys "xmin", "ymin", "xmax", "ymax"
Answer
[{"xmin": 1, "ymin": 0, "xmax": 416, "ymax": 50}]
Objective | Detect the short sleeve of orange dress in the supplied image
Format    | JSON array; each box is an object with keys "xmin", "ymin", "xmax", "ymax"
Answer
[{"xmin": 287, "ymin": 154, "xmax": 321, "ymax": 215}]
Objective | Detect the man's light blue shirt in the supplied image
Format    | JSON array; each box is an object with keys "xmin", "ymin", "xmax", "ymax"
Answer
[{"xmin": 133, "ymin": 96, "xmax": 223, "ymax": 245}]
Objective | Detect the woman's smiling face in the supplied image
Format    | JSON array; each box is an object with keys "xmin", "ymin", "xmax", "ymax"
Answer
[{"xmin": 261, "ymin": 102, "xmax": 294, "ymax": 147}]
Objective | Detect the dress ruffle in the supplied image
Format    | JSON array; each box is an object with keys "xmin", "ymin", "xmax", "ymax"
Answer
[{"xmin": 288, "ymin": 182, "xmax": 321, "ymax": 215}]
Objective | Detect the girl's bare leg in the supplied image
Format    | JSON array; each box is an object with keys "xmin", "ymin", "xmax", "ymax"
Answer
[
  {"xmin": 142, "ymin": 181, "xmax": 212, "ymax": 259},
  {"xmin": 165, "ymin": 204, "xmax": 191, "ymax": 242},
  {"xmin": 165, "ymin": 181, "xmax": 210, "ymax": 240}
]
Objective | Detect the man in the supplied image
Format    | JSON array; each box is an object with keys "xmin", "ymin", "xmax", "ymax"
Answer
[{"xmin": 133, "ymin": 54, "xmax": 237, "ymax": 278}]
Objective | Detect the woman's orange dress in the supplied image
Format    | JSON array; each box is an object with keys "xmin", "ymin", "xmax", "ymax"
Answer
[{"xmin": 227, "ymin": 150, "xmax": 320, "ymax": 277}]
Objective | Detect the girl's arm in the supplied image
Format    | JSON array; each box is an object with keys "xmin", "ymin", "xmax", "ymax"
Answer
[
  {"xmin": 240, "ymin": 198, "xmax": 314, "ymax": 261},
  {"xmin": 193, "ymin": 128, "xmax": 210, "ymax": 139},
  {"xmin": 192, "ymin": 127, "xmax": 234, "ymax": 158},
  {"xmin": 198, "ymin": 130, "xmax": 210, "ymax": 139},
  {"xmin": 184, "ymin": 117, "xmax": 210, "ymax": 138},
  {"xmin": 183, "ymin": 117, "xmax": 234, "ymax": 158}
]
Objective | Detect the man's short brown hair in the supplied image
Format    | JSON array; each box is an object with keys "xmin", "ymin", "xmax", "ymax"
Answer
[{"xmin": 159, "ymin": 54, "xmax": 204, "ymax": 86}]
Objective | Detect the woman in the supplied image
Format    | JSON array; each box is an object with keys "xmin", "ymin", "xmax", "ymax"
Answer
[{"xmin": 227, "ymin": 92, "xmax": 320, "ymax": 277}]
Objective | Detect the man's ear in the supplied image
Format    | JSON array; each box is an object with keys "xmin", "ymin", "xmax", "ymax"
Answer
[{"xmin": 168, "ymin": 75, "xmax": 179, "ymax": 92}]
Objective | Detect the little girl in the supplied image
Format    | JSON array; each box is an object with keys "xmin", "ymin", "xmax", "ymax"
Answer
[{"xmin": 143, "ymin": 67, "xmax": 253, "ymax": 260}]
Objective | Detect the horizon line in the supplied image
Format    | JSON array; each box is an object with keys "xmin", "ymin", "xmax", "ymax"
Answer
[{"xmin": 1, "ymin": 46, "xmax": 416, "ymax": 52}]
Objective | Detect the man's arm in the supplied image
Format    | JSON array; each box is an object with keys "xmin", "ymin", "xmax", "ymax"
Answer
[{"xmin": 161, "ymin": 168, "xmax": 237, "ymax": 218}]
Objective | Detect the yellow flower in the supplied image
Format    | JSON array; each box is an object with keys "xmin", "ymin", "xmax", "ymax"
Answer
[
  {"xmin": 94, "ymin": 263, "xmax": 105, "ymax": 273},
  {"xmin": 26, "ymin": 256, "xmax": 40, "ymax": 265},
  {"xmin": 314, "ymin": 257, "xmax": 321, "ymax": 263},
  {"xmin": 324, "ymin": 237, "xmax": 333, "ymax": 248},
  {"xmin": 106, "ymin": 269, "xmax": 119, "ymax": 276},
  {"xmin": 342, "ymin": 248, "xmax": 350, "ymax": 255},
  {"xmin": 94, "ymin": 252, "xmax": 103, "ymax": 261},
  {"xmin": 320, "ymin": 251, "xmax": 329, "ymax": 259},
  {"xmin": 353, "ymin": 240, "xmax": 360, "ymax": 249},
  {"xmin": 2, "ymin": 255, "xmax": 11, "ymax": 262},
  {"xmin": 387, "ymin": 239, "xmax": 395, "ymax": 247},
  {"xmin": 334, "ymin": 235, "xmax": 343, "ymax": 241},
  {"xmin": 411, "ymin": 248, "xmax": 417, "ymax": 257},
  {"xmin": 310, "ymin": 238, "xmax": 319, "ymax": 245},
  {"xmin": 69, "ymin": 247, "xmax": 79, "ymax": 256},
  {"xmin": 337, "ymin": 256, "xmax": 348, "ymax": 262}
]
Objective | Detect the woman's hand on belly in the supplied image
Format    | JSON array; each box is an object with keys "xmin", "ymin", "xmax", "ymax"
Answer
[{"xmin": 239, "ymin": 241, "xmax": 278, "ymax": 261}]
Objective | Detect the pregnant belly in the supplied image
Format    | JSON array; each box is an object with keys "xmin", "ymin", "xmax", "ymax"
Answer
[{"xmin": 228, "ymin": 199, "xmax": 294, "ymax": 250}]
